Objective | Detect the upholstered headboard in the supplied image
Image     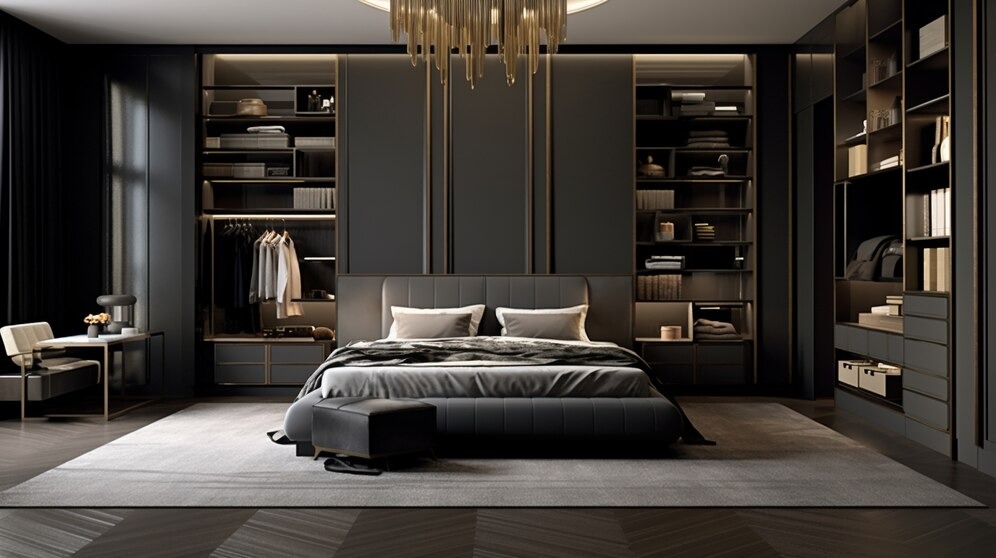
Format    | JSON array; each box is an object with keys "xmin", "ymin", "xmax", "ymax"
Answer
[{"xmin": 336, "ymin": 275, "xmax": 633, "ymax": 347}]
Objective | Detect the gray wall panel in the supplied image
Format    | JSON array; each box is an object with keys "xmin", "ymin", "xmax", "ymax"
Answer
[
  {"xmin": 551, "ymin": 55, "xmax": 633, "ymax": 274},
  {"xmin": 107, "ymin": 51, "xmax": 195, "ymax": 396},
  {"xmin": 342, "ymin": 55, "xmax": 426, "ymax": 273},
  {"xmin": 794, "ymin": 106, "xmax": 815, "ymax": 397},
  {"xmin": 450, "ymin": 57, "xmax": 529, "ymax": 274}
]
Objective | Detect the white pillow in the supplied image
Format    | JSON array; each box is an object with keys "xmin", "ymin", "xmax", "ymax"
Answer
[
  {"xmin": 387, "ymin": 304, "xmax": 486, "ymax": 339},
  {"xmin": 495, "ymin": 304, "xmax": 591, "ymax": 342}
]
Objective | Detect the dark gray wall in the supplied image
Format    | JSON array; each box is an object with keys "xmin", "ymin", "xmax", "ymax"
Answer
[
  {"xmin": 551, "ymin": 55, "xmax": 634, "ymax": 274},
  {"xmin": 985, "ymin": 0, "xmax": 996, "ymax": 474},
  {"xmin": 105, "ymin": 51, "xmax": 196, "ymax": 397},
  {"xmin": 450, "ymin": 57, "xmax": 530, "ymax": 274},
  {"xmin": 756, "ymin": 50, "xmax": 793, "ymax": 385},
  {"xmin": 340, "ymin": 55, "xmax": 427, "ymax": 274}
]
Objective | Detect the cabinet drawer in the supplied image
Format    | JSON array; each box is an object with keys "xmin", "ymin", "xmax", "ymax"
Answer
[
  {"xmin": 215, "ymin": 344, "xmax": 265, "ymax": 364},
  {"xmin": 905, "ymin": 417, "xmax": 951, "ymax": 457},
  {"xmin": 903, "ymin": 389, "xmax": 949, "ymax": 430},
  {"xmin": 903, "ymin": 339, "xmax": 948, "ymax": 377},
  {"xmin": 867, "ymin": 330, "xmax": 890, "ymax": 361},
  {"xmin": 902, "ymin": 368, "xmax": 948, "ymax": 401},
  {"xmin": 903, "ymin": 316, "xmax": 947, "ymax": 345},
  {"xmin": 834, "ymin": 324, "xmax": 848, "ymax": 350},
  {"xmin": 696, "ymin": 344, "xmax": 745, "ymax": 365},
  {"xmin": 650, "ymin": 364, "xmax": 694, "ymax": 385},
  {"xmin": 215, "ymin": 364, "xmax": 265, "ymax": 384},
  {"xmin": 698, "ymin": 364, "xmax": 746, "ymax": 385},
  {"xmin": 642, "ymin": 344, "xmax": 694, "ymax": 364},
  {"xmin": 887, "ymin": 333, "xmax": 904, "ymax": 363},
  {"xmin": 270, "ymin": 344, "xmax": 326, "ymax": 364},
  {"xmin": 270, "ymin": 364, "xmax": 318, "ymax": 384},
  {"xmin": 698, "ymin": 364, "xmax": 747, "ymax": 386},
  {"xmin": 903, "ymin": 294, "xmax": 948, "ymax": 320}
]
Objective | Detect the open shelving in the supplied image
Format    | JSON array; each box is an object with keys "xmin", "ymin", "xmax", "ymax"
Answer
[
  {"xmin": 197, "ymin": 53, "xmax": 339, "ymax": 388},
  {"xmin": 831, "ymin": 0, "xmax": 953, "ymax": 457},
  {"xmin": 632, "ymin": 54, "xmax": 756, "ymax": 387}
]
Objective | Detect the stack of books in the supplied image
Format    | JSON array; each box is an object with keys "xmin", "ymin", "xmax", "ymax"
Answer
[
  {"xmin": 645, "ymin": 255, "xmax": 685, "ymax": 270},
  {"xmin": 918, "ymin": 187, "xmax": 951, "ymax": 237},
  {"xmin": 693, "ymin": 223, "xmax": 716, "ymax": 241},
  {"xmin": 636, "ymin": 189, "xmax": 675, "ymax": 210},
  {"xmin": 673, "ymin": 91, "xmax": 714, "ymax": 117},
  {"xmin": 872, "ymin": 154, "xmax": 900, "ymax": 171},
  {"xmin": 293, "ymin": 187, "xmax": 336, "ymax": 210},
  {"xmin": 919, "ymin": 16, "xmax": 947, "ymax": 60},
  {"xmin": 637, "ymin": 275, "xmax": 683, "ymax": 301}
]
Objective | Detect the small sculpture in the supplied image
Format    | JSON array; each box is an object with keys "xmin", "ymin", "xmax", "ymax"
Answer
[
  {"xmin": 637, "ymin": 155, "xmax": 666, "ymax": 177},
  {"xmin": 307, "ymin": 89, "xmax": 322, "ymax": 112}
]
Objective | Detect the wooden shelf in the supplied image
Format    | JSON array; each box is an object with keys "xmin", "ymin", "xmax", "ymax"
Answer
[
  {"xmin": 906, "ymin": 235, "xmax": 950, "ymax": 244},
  {"xmin": 869, "ymin": 19, "xmax": 902, "ymax": 42},
  {"xmin": 206, "ymin": 177, "xmax": 335, "ymax": 183},
  {"xmin": 835, "ymin": 165, "xmax": 902, "ymax": 183},
  {"xmin": 907, "ymin": 46, "xmax": 949, "ymax": 71},
  {"xmin": 836, "ymin": 383, "xmax": 904, "ymax": 413},
  {"xmin": 841, "ymin": 88, "xmax": 867, "ymax": 103},
  {"xmin": 638, "ymin": 269, "xmax": 751, "ymax": 275},
  {"xmin": 868, "ymin": 71, "xmax": 902, "ymax": 90},
  {"xmin": 906, "ymin": 94, "xmax": 950, "ymax": 114},
  {"xmin": 906, "ymin": 160, "xmax": 949, "ymax": 175},
  {"xmin": 202, "ymin": 115, "xmax": 334, "ymax": 122}
]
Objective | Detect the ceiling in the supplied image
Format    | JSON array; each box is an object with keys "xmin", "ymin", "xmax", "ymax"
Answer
[{"xmin": 0, "ymin": 0, "xmax": 846, "ymax": 45}]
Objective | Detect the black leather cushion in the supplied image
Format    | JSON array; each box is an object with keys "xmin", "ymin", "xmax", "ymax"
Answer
[{"xmin": 311, "ymin": 398, "xmax": 436, "ymax": 459}]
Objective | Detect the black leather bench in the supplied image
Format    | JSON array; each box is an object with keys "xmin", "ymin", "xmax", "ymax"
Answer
[{"xmin": 311, "ymin": 397, "xmax": 436, "ymax": 460}]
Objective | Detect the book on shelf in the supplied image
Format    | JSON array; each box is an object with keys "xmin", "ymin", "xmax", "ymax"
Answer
[
  {"xmin": 923, "ymin": 247, "xmax": 939, "ymax": 291},
  {"xmin": 936, "ymin": 247, "xmax": 950, "ymax": 292},
  {"xmin": 928, "ymin": 187, "xmax": 951, "ymax": 237},
  {"xmin": 848, "ymin": 144, "xmax": 867, "ymax": 177},
  {"xmin": 918, "ymin": 15, "xmax": 947, "ymax": 60}
]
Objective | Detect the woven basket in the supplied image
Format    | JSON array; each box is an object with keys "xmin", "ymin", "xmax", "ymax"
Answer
[{"xmin": 236, "ymin": 98, "xmax": 268, "ymax": 116}]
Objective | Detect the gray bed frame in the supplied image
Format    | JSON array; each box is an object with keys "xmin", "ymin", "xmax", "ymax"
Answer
[{"xmin": 282, "ymin": 275, "xmax": 683, "ymax": 450}]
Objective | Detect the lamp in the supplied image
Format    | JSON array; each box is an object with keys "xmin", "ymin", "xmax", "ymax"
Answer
[
  {"xmin": 96, "ymin": 294, "xmax": 137, "ymax": 334},
  {"xmin": 357, "ymin": 0, "xmax": 609, "ymax": 87}
]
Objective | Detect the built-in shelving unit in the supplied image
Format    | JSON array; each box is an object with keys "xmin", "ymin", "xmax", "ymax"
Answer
[
  {"xmin": 632, "ymin": 54, "xmax": 756, "ymax": 387},
  {"xmin": 197, "ymin": 53, "xmax": 339, "ymax": 387},
  {"xmin": 832, "ymin": 0, "xmax": 953, "ymax": 456}
]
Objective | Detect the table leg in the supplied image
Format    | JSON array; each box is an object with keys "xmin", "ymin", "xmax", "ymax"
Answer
[{"xmin": 103, "ymin": 344, "xmax": 109, "ymax": 420}]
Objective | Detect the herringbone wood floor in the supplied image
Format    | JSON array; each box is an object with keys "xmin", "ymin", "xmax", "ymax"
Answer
[{"xmin": 1, "ymin": 396, "xmax": 995, "ymax": 558}]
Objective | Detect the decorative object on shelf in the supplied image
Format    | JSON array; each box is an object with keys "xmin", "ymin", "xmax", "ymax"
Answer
[
  {"xmin": 313, "ymin": 326, "xmax": 335, "ymax": 341},
  {"xmin": 693, "ymin": 222, "xmax": 716, "ymax": 241},
  {"xmin": 236, "ymin": 98, "xmax": 268, "ymax": 116},
  {"xmin": 918, "ymin": 15, "xmax": 947, "ymax": 60},
  {"xmin": 95, "ymin": 294, "xmax": 137, "ymax": 334},
  {"xmin": 693, "ymin": 318, "xmax": 740, "ymax": 340},
  {"xmin": 938, "ymin": 115, "xmax": 951, "ymax": 162},
  {"xmin": 870, "ymin": 55, "xmax": 897, "ymax": 82},
  {"xmin": 645, "ymin": 255, "xmax": 683, "ymax": 270},
  {"xmin": 655, "ymin": 221, "xmax": 675, "ymax": 242},
  {"xmin": 356, "ymin": 0, "xmax": 608, "ymax": 87},
  {"xmin": 637, "ymin": 155, "xmax": 665, "ymax": 177},
  {"xmin": 659, "ymin": 325, "xmax": 682, "ymax": 340},
  {"xmin": 83, "ymin": 312, "xmax": 110, "ymax": 338},
  {"xmin": 307, "ymin": 89, "xmax": 323, "ymax": 112},
  {"xmin": 844, "ymin": 235, "xmax": 900, "ymax": 281}
]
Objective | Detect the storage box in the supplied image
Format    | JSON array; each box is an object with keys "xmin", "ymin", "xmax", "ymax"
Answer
[
  {"xmin": 205, "ymin": 137, "xmax": 221, "ymax": 149},
  {"xmin": 848, "ymin": 144, "xmax": 867, "ymax": 177},
  {"xmin": 837, "ymin": 359, "xmax": 872, "ymax": 387},
  {"xmin": 858, "ymin": 364, "xmax": 902, "ymax": 399},
  {"xmin": 295, "ymin": 136, "xmax": 335, "ymax": 149},
  {"xmin": 266, "ymin": 166, "xmax": 291, "ymax": 177},
  {"xmin": 220, "ymin": 133, "xmax": 289, "ymax": 149},
  {"xmin": 232, "ymin": 163, "xmax": 266, "ymax": 178},
  {"xmin": 202, "ymin": 163, "xmax": 233, "ymax": 178}
]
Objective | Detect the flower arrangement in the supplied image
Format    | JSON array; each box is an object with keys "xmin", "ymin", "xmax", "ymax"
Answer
[{"xmin": 83, "ymin": 312, "xmax": 111, "ymax": 325}]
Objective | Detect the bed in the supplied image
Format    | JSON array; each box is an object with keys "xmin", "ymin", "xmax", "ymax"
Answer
[{"xmin": 282, "ymin": 275, "xmax": 700, "ymax": 452}]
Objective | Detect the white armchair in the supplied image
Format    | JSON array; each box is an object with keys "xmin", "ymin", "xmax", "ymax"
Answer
[{"xmin": 0, "ymin": 322, "xmax": 101, "ymax": 419}]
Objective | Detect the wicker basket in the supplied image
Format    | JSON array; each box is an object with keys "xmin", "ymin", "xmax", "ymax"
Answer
[{"xmin": 236, "ymin": 98, "xmax": 268, "ymax": 117}]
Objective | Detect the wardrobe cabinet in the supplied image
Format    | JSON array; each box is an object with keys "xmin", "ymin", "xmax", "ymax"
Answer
[{"xmin": 831, "ymin": 0, "xmax": 955, "ymax": 457}]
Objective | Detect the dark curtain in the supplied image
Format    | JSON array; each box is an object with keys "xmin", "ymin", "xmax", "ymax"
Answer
[{"xmin": 0, "ymin": 12, "xmax": 103, "ymax": 334}]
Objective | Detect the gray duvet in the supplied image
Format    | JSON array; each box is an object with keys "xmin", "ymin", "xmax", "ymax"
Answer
[{"xmin": 319, "ymin": 364, "xmax": 651, "ymax": 399}]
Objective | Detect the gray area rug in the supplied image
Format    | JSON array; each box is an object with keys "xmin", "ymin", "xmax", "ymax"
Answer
[{"xmin": 0, "ymin": 402, "xmax": 981, "ymax": 507}]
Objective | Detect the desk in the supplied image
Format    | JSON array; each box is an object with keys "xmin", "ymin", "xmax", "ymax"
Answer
[{"xmin": 35, "ymin": 332, "xmax": 164, "ymax": 420}]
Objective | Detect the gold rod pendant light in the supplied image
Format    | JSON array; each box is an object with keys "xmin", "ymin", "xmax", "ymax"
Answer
[{"xmin": 360, "ymin": 0, "xmax": 607, "ymax": 88}]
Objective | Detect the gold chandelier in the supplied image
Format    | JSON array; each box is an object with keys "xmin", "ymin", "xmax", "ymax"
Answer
[{"xmin": 358, "ymin": 0, "xmax": 608, "ymax": 87}]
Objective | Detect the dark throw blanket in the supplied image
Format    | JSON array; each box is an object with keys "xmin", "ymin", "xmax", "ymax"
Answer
[{"xmin": 295, "ymin": 337, "xmax": 712, "ymax": 444}]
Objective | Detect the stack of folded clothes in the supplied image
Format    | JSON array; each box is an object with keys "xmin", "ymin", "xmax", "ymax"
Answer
[
  {"xmin": 693, "ymin": 318, "xmax": 742, "ymax": 340},
  {"xmin": 688, "ymin": 166, "xmax": 726, "ymax": 177},
  {"xmin": 686, "ymin": 130, "xmax": 730, "ymax": 149}
]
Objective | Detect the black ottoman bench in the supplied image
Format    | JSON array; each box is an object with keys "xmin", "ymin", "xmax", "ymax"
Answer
[{"xmin": 311, "ymin": 397, "xmax": 436, "ymax": 460}]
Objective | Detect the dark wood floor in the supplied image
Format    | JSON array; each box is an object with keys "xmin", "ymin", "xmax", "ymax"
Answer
[{"xmin": 2, "ymin": 396, "xmax": 995, "ymax": 557}]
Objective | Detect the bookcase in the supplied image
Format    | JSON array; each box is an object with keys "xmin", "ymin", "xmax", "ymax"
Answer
[
  {"xmin": 632, "ymin": 54, "xmax": 756, "ymax": 387},
  {"xmin": 197, "ymin": 53, "xmax": 339, "ymax": 387},
  {"xmin": 832, "ymin": 0, "xmax": 953, "ymax": 456}
]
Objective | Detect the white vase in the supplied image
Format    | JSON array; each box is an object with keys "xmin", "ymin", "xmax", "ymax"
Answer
[{"xmin": 940, "ymin": 135, "xmax": 951, "ymax": 162}]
